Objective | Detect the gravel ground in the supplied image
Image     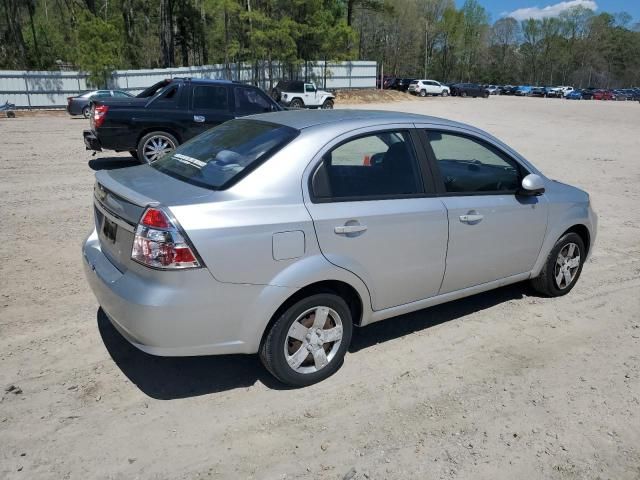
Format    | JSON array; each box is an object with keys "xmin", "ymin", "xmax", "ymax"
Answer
[{"xmin": 0, "ymin": 96, "xmax": 639, "ymax": 480}]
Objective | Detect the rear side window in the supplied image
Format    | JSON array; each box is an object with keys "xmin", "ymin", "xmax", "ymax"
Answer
[
  {"xmin": 151, "ymin": 119, "xmax": 298, "ymax": 190},
  {"xmin": 312, "ymin": 131, "xmax": 423, "ymax": 201},
  {"xmin": 192, "ymin": 85, "xmax": 228, "ymax": 110},
  {"xmin": 427, "ymin": 131, "xmax": 521, "ymax": 194}
]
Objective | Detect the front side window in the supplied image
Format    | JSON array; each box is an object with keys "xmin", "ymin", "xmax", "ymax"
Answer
[
  {"xmin": 312, "ymin": 131, "xmax": 423, "ymax": 200},
  {"xmin": 427, "ymin": 131, "xmax": 521, "ymax": 193},
  {"xmin": 234, "ymin": 87, "xmax": 273, "ymax": 114},
  {"xmin": 151, "ymin": 119, "xmax": 298, "ymax": 190},
  {"xmin": 192, "ymin": 85, "xmax": 228, "ymax": 110},
  {"xmin": 305, "ymin": 84, "xmax": 316, "ymax": 93}
]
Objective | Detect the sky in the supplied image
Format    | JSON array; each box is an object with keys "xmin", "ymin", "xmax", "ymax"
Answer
[{"xmin": 455, "ymin": 0, "xmax": 640, "ymax": 22}]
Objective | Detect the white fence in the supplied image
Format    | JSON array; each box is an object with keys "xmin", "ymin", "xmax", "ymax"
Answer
[{"xmin": 0, "ymin": 61, "xmax": 377, "ymax": 108}]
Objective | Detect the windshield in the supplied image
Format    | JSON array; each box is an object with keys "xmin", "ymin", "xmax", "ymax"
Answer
[{"xmin": 151, "ymin": 119, "xmax": 298, "ymax": 190}]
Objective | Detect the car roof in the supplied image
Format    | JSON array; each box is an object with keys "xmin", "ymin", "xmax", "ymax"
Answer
[
  {"xmin": 173, "ymin": 78, "xmax": 234, "ymax": 86},
  {"xmin": 249, "ymin": 109, "xmax": 472, "ymax": 131}
]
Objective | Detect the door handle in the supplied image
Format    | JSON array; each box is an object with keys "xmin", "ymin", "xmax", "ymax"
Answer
[
  {"xmin": 193, "ymin": 115, "xmax": 205, "ymax": 123},
  {"xmin": 334, "ymin": 225, "xmax": 368, "ymax": 235},
  {"xmin": 459, "ymin": 213, "xmax": 484, "ymax": 223}
]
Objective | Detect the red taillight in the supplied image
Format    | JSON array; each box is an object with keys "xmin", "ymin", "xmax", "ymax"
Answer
[
  {"xmin": 131, "ymin": 207, "xmax": 201, "ymax": 270},
  {"xmin": 141, "ymin": 208, "xmax": 171, "ymax": 229},
  {"xmin": 93, "ymin": 105, "xmax": 109, "ymax": 128}
]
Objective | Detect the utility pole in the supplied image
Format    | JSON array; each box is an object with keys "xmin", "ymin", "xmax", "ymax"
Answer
[{"xmin": 424, "ymin": 19, "xmax": 428, "ymax": 79}]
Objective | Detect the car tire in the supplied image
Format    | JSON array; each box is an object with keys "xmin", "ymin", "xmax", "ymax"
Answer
[
  {"xmin": 419, "ymin": 90, "xmax": 427, "ymax": 97},
  {"xmin": 441, "ymin": 90, "xmax": 449, "ymax": 97},
  {"xmin": 483, "ymin": 92, "xmax": 489, "ymax": 98},
  {"xmin": 82, "ymin": 106, "xmax": 91, "ymax": 119},
  {"xmin": 137, "ymin": 131, "xmax": 178, "ymax": 164},
  {"xmin": 461, "ymin": 91, "xmax": 467, "ymax": 98},
  {"xmin": 321, "ymin": 99, "xmax": 334, "ymax": 109},
  {"xmin": 530, "ymin": 232, "xmax": 586, "ymax": 297},
  {"xmin": 289, "ymin": 98, "xmax": 304, "ymax": 109},
  {"xmin": 260, "ymin": 293, "xmax": 353, "ymax": 387},
  {"xmin": 129, "ymin": 150, "xmax": 138, "ymax": 160}
]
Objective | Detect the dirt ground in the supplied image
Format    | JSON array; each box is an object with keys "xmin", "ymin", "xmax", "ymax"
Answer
[{"xmin": 1, "ymin": 96, "xmax": 639, "ymax": 480}]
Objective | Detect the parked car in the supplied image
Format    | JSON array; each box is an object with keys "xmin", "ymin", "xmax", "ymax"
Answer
[
  {"xmin": 530, "ymin": 87, "xmax": 546, "ymax": 97},
  {"xmin": 392, "ymin": 78, "xmax": 415, "ymax": 92},
  {"xmin": 565, "ymin": 90, "xmax": 584, "ymax": 100},
  {"xmin": 592, "ymin": 89, "xmax": 615, "ymax": 101},
  {"xmin": 67, "ymin": 89, "xmax": 133, "ymax": 118},
  {"xmin": 379, "ymin": 76, "xmax": 397, "ymax": 89},
  {"xmin": 580, "ymin": 88, "xmax": 597, "ymax": 100},
  {"xmin": 83, "ymin": 110, "xmax": 597, "ymax": 386},
  {"xmin": 450, "ymin": 83, "xmax": 488, "ymax": 98},
  {"xmin": 271, "ymin": 80, "xmax": 334, "ymax": 109},
  {"xmin": 83, "ymin": 78, "xmax": 282, "ymax": 163},
  {"xmin": 408, "ymin": 79, "xmax": 450, "ymax": 97},
  {"xmin": 544, "ymin": 87, "xmax": 564, "ymax": 98},
  {"xmin": 515, "ymin": 86, "xmax": 533, "ymax": 96},
  {"xmin": 556, "ymin": 86, "xmax": 574, "ymax": 97},
  {"xmin": 485, "ymin": 85, "xmax": 500, "ymax": 95},
  {"xmin": 499, "ymin": 85, "xmax": 517, "ymax": 95}
]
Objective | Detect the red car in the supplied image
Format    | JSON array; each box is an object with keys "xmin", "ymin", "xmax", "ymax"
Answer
[{"xmin": 593, "ymin": 89, "xmax": 615, "ymax": 100}]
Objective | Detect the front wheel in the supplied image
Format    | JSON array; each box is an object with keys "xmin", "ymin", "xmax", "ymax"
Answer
[
  {"xmin": 321, "ymin": 99, "xmax": 334, "ymax": 109},
  {"xmin": 441, "ymin": 90, "xmax": 449, "ymax": 97},
  {"xmin": 530, "ymin": 232, "xmax": 586, "ymax": 297},
  {"xmin": 260, "ymin": 293, "xmax": 353, "ymax": 387},
  {"xmin": 461, "ymin": 91, "xmax": 467, "ymax": 98},
  {"xmin": 136, "ymin": 131, "xmax": 178, "ymax": 164}
]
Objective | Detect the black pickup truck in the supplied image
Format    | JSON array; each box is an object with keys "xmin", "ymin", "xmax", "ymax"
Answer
[{"xmin": 83, "ymin": 78, "xmax": 282, "ymax": 163}]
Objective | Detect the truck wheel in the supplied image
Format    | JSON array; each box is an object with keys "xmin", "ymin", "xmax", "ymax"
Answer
[
  {"xmin": 137, "ymin": 131, "xmax": 178, "ymax": 164},
  {"xmin": 419, "ymin": 90, "xmax": 427, "ymax": 97},
  {"xmin": 260, "ymin": 293, "xmax": 353, "ymax": 387},
  {"xmin": 82, "ymin": 106, "xmax": 91, "ymax": 118},
  {"xmin": 321, "ymin": 99, "xmax": 334, "ymax": 109},
  {"xmin": 289, "ymin": 98, "xmax": 304, "ymax": 109}
]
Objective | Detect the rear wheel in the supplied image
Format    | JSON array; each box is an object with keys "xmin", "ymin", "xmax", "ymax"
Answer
[
  {"xmin": 530, "ymin": 232, "xmax": 585, "ymax": 297},
  {"xmin": 82, "ymin": 105, "xmax": 91, "ymax": 118},
  {"xmin": 137, "ymin": 131, "xmax": 178, "ymax": 164},
  {"xmin": 289, "ymin": 98, "xmax": 304, "ymax": 109},
  {"xmin": 419, "ymin": 89, "xmax": 427, "ymax": 97},
  {"xmin": 483, "ymin": 91, "xmax": 489, "ymax": 98},
  {"xmin": 260, "ymin": 293, "xmax": 353, "ymax": 387}
]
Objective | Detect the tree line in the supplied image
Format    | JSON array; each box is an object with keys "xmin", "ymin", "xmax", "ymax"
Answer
[{"xmin": 1, "ymin": 0, "xmax": 639, "ymax": 88}]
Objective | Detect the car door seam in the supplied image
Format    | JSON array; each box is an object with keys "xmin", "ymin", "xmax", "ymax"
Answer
[{"xmin": 437, "ymin": 198, "xmax": 451, "ymax": 295}]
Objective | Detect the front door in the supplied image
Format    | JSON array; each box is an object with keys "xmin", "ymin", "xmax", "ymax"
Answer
[
  {"xmin": 304, "ymin": 128, "xmax": 449, "ymax": 311},
  {"xmin": 423, "ymin": 129, "xmax": 548, "ymax": 293}
]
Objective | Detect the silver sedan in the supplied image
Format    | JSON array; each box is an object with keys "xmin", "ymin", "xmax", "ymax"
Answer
[{"xmin": 83, "ymin": 110, "xmax": 597, "ymax": 386}]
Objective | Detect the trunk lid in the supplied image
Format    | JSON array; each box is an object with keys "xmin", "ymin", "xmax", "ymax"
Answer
[{"xmin": 93, "ymin": 166, "xmax": 214, "ymax": 272}]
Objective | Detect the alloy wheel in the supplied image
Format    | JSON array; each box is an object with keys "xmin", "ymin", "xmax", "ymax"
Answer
[
  {"xmin": 554, "ymin": 242, "xmax": 581, "ymax": 290},
  {"xmin": 284, "ymin": 306, "xmax": 343, "ymax": 374},
  {"xmin": 142, "ymin": 135, "xmax": 175, "ymax": 163}
]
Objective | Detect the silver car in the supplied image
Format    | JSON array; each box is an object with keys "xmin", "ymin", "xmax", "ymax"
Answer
[{"xmin": 83, "ymin": 110, "xmax": 597, "ymax": 386}]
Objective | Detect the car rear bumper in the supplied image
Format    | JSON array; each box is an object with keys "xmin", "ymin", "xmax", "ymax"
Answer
[
  {"xmin": 83, "ymin": 130, "xmax": 102, "ymax": 151},
  {"xmin": 82, "ymin": 229, "xmax": 291, "ymax": 356}
]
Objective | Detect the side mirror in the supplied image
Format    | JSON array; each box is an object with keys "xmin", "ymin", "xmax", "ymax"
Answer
[{"xmin": 518, "ymin": 173, "xmax": 545, "ymax": 196}]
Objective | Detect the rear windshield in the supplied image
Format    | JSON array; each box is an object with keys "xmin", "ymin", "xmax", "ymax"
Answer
[{"xmin": 151, "ymin": 119, "xmax": 298, "ymax": 190}]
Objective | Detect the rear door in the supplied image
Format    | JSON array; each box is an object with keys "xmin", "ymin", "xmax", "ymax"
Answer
[
  {"xmin": 190, "ymin": 84, "xmax": 234, "ymax": 136},
  {"xmin": 419, "ymin": 128, "xmax": 548, "ymax": 293},
  {"xmin": 304, "ymin": 126, "xmax": 449, "ymax": 311}
]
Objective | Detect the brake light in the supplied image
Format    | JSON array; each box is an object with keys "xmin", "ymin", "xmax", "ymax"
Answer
[
  {"xmin": 131, "ymin": 207, "xmax": 201, "ymax": 269},
  {"xmin": 93, "ymin": 105, "xmax": 109, "ymax": 128}
]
